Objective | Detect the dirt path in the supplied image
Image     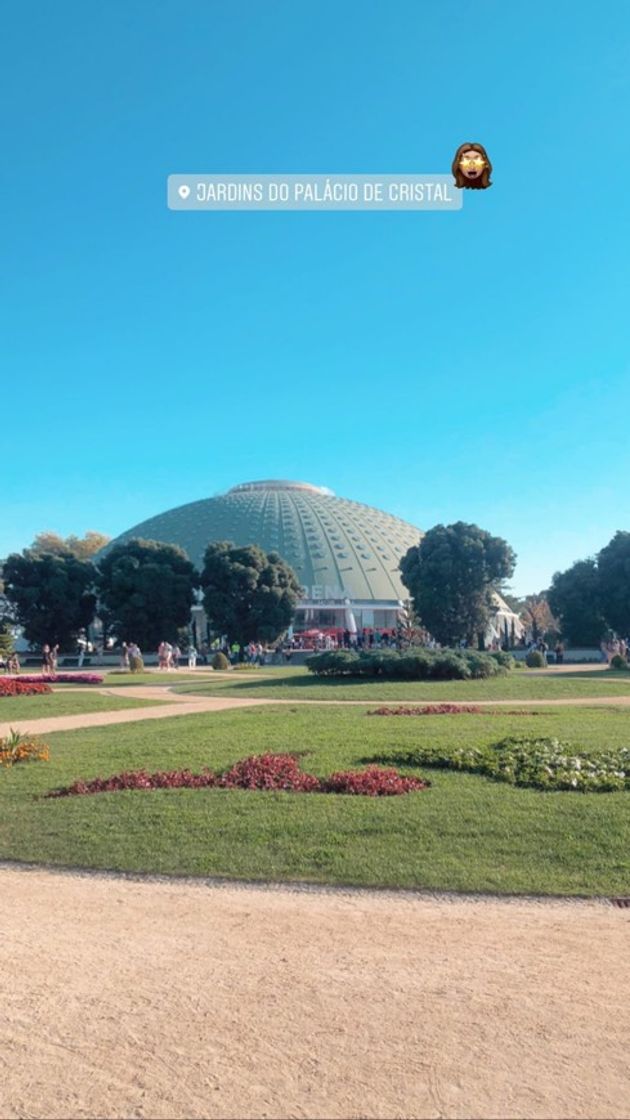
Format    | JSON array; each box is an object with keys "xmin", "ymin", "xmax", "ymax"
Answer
[
  {"xmin": 1, "ymin": 866, "xmax": 627, "ymax": 1120},
  {"xmin": 4, "ymin": 682, "xmax": 630, "ymax": 738}
]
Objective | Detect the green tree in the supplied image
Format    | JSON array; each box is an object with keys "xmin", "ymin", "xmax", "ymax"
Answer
[
  {"xmin": 200, "ymin": 541, "xmax": 301, "ymax": 648},
  {"xmin": 1, "ymin": 551, "xmax": 97, "ymax": 650},
  {"xmin": 547, "ymin": 559, "xmax": 606, "ymax": 646},
  {"xmin": 0, "ymin": 620, "xmax": 14, "ymax": 661},
  {"xmin": 597, "ymin": 531, "xmax": 630, "ymax": 636},
  {"xmin": 96, "ymin": 539, "xmax": 198, "ymax": 650},
  {"xmin": 399, "ymin": 521, "xmax": 516, "ymax": 647},
  {"xmin": 30, "ymin": 530, "xmax": 111, "ymax": 560}
]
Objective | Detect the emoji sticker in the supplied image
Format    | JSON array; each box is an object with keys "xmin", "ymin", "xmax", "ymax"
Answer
[{"xmin": 452, "ymin": 143, "xmax": 492, "ymax": 190}]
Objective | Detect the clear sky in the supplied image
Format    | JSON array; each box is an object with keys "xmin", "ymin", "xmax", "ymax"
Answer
[{"xmin": 2, "ymin": 0, "xmax": 629, "ymax": 594}]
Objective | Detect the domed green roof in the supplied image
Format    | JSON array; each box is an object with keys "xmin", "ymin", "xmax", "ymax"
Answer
[{"xmin": 107, "ymin": 481, "xmax": 422, "ymax": 602}]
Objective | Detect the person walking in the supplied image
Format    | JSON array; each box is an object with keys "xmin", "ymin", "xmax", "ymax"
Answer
[
  {"xmin": 171, "ymin": 644, "xmax": 181, "ymax": 670},
  {"xmin": 41, "ymin": 644, "xmax": 51, "ymax": 676},
  {"xmin": 187, "ymin": 645, "xmax": 198, "ymax": 669},
  {"xmin": 120, "ymin": 642, "xmax": 130, "ymax": 672},
  {"xmin": 50, "ymin": 644, "xmax": 59, "ymax": 674}
]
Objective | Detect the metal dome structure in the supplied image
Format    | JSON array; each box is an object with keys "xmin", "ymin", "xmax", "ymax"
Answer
[{"xmin": 106, "ymin": 480, "xmax": 423, "ymax": 634}]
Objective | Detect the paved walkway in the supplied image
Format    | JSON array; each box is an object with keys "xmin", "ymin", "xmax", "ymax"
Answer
[{"xmin": 3, "ymin": 681, "xmax": 630, "ymax": 738}]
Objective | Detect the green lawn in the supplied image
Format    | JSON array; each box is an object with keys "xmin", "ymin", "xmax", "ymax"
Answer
[
  {"xmin": 174, "ymin": 665, "xmax": 630, "ymax": 701},
  {"xmin": 100, "ymin": 670, "xmax": 224, "ymax": 688},
  {"xmin": 1, "ymin": 703, "xmax": 628, "ymax": 896},
  {"xmin": 0, "ymin": 692, "xmax": 166, "ymax": 720}
]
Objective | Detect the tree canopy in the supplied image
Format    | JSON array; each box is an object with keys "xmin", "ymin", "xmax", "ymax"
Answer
[
  {"xmin": 30, "ymin": 530, "xmax": 111, "ymax": 560},
  {"xmin": 200, "ymin": 541, "xmax": 301, "ymax": 647},
  {"xmin": 399, "ymin": 521, "xmax": 516, "ymax": 647},
  {"xmin": 597, "ymin": 531, "xmax": 630, "ymax": 637},
  {"xmin": 96, "ymin": 538, "xmax": 198, "ymax": 649},
  {"xmin": 1, "ymin": 550, "xmax": 97, "ymax": 650},
  {"xmin": 547, "ymin": 559, "xmax": 607, "ymax": 646}
]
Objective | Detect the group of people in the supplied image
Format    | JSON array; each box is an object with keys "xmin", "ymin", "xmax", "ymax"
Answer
[
  {"xmin": 244, "ymin": 641, "xmax": 265, "ymax": 664},
  {"xmin": 157, "ymin": 641, "xmax": 199, "ymax": 670},
  {"xmin": 283, "ymin": 629, "xmax": 401, "ymax": 654},
  {"xmin": 41, "ymin": 643, "xmax": 60, "ymax": 675},
  {"xmin": 601, "ymin": 637, "xmax": 628, "ymax": 663},
  {"xmin": 119, "ymin": 642, "xmax": 144, "ymax": 671},
  {"xmin": 2, "ymin": 651, "xmax": 21, "ymax": 673}
]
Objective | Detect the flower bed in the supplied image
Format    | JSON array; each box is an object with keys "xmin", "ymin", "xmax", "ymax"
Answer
[
  {"xmin": 47, "ymin": 753, "xmax": 430, "ymax": 799},
  {"xmin": 382, "ymin": 737, "xmax": 630, "ymax": 792},
  {"xmin": 367, "ymin": 705, "xmax": 541, "ymax": 716},
  {"xmin": 1, "ymin": 730, "xmax": 50, "ymax": 769},
  {"xmin": 219, "ymin": 753, "xmax": 320, "ymax": 791},
  {"xmin": 0, "ymin": 678, "xmax": 52, "ymax": 697},
  {"xmin": 322, "ymin": 766, "xmax": 428, "ymax": 795},
  {"xmin": 9, "ymin": 673, "xmax": 104, "ymax": 685}
]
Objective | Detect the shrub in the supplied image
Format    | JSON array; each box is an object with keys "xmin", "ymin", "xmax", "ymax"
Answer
[
  {"xmin": 463, "ymin": 652, "xmax": 503, "ymax": 679},
  {"xmin": 490, "ymin": 650, "xmax": 515, "ymax": 670},
  {"xmin": 212, "ymin": 652, "xmax": 230, "ymax": 671},
  {"xmin": 321, "ymin": 766, "xmax": 429, "ymax": 796},
  {"xmin": 0, "ymin": 678, "xmax": 52, "ymax": 696},
  {"xmin": 1, "ymin": 729, "xmax": 50, "ymax": 769},
  {"xmin": 305, "ymin": 649, "xmax": 360, "ymax": 676},
  {"xmin": 383, "ymin": 737, "xmax": 630, "ymax": 793},
  {"xmin": 232, "ymin": 662, "xmax": 260, "ymax": 671},
  {"xmin": 129, "ymin": 654, "xmax": 144, "ymax": 673},
  {"xmin": 610, "ymin": 654, "xmax": 629, "ymax": 670},
  {"xmin": 306, "ymin": 648, "xmax": 506, "ymax": 681},
  {"xmin": 428, "ymin": 652, "xmax": 472, "ymax": 680},
  {"xmin": 525, "ymin": 650, "xmax": 546, "ymax": 668}
]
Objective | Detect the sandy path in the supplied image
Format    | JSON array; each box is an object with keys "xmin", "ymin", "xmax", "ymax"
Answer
[
  {"xmin": 1, "ymin": 867, "xmax": 628, "ymax": 1120},
  {"xmin": 3, "ymin": 682, "xmax": 630, "ymax": 739}
]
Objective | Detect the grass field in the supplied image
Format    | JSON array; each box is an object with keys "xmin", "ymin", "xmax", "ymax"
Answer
[
  {"xmin": 174, "ymin": 665, "xmax": 630, "ymax": 701},
  {"xmin": 1, "ymin": 703, "xmax": 628, "ymax": 896},
  {"xmin": 0, "ymin": 691, "xmax": 166, "ymax": 720},
  {"xmin": 99, "ymin": 671, "xmax": 219, "ymax": 688}
]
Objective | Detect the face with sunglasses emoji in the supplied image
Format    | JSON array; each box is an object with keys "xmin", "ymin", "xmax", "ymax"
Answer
[{"xmin": 452, "ymin": 143, "xmax": 492, "ymax": 189}]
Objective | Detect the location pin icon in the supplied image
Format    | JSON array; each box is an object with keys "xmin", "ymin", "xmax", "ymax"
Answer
[{"xmin": 178, "ymin": 184, "xmax": 191, "ymax": 200}]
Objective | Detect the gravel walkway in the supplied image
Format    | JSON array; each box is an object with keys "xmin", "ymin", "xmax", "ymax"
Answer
[
  {"xmin": 3, "ymin": 681, "xmax": 630, "ymax": 738},
  {"xmin": 1, "ymin": 866, "xmax": 628, "ymax": 1120}
]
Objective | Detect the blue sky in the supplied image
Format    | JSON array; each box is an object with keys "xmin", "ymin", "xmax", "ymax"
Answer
[{"xmin": 2, "ymin": 0, "xmax": 629, "ymax": 594}]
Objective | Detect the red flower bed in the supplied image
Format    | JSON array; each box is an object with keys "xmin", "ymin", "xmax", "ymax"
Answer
[
  {"xmin": 0, "ymin": 678, "xmax": 52, "ymax": 696},
  {"xmin": 48, "ymin": 754, "xmax": 430, "ymax": 799},
  {"xmin": 368, "ymin": 704, "xmax": 484, "ymax": 716},
  {"xmin": 15, "ymin": 673, "xmax": 104, "ymax": 685},
  {"xmin": 48, "ymin": 768, "xmax": 217, "ymax": 797},
  {"xmin": 322, "ymin": 765, "xmax": 429, "ymax": 796},
  {"xmin": 218, "ymin": 753, "xmax": 320, "ymax": 791},
  {"xmin": 368, "ymin": 705, "xmax": 541, "ymax": 717}
]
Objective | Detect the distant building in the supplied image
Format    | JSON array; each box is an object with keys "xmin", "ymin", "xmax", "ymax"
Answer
[{"xmin": 105, "ymin": 479, "xmax": 522, "ymax": 644}]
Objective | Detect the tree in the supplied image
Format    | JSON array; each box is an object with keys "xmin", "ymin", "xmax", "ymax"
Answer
[
  {"xmin": 597, "ymin": 531, "xmax": 630, "ymax": 636},
  {"xmin": 0, "ymin": 620, "xmax": 14, "ymax": 661},
  {"xmin": 96, "ymin": 539, "xmax": 198, "ymax": 650},
  {"xmin": 399, "ymin": 521, "xmax": 516, "ymax": 647},
  {"xmin": 1, "ymin": 550, "xmax": 97, "ymax": 650},
  {"xmin": 30, "ymin": 530, "xmax": 111, "ymax": 560},
  {"xmin": 515, "ymin": 593, "xmax": 558, "ymax": 642},
  {"xmin": 547, "ymin": 559, "xmax": 606, "ymax": 646},
  {"xmin": 200, "ymin": 541, "xmax": 301, "ymax": 648}
]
